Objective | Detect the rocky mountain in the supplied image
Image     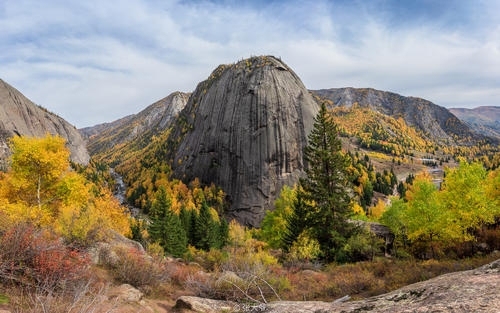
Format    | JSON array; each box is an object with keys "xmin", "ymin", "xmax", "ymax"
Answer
[
  {"xmin": 81, "ymin": 91, "xmax": 189, "ymax": 156},
  {"xmin": 449, "ymin": 106, "xmax": 500, "ymax": 140},
  {"xmin": 84, "ymin": 57, "xmax": 498, "ymax": 226},
  {"xmin": 312, "ymin": 87, "xmax": 486, "ymax": 145},
  {"xmin": 0, "ymin": 79, "xmax": 89, "ymax": 165},
  {"xmin": 166, "ymin": 56, "xmax": 319, "ymax": 226}
]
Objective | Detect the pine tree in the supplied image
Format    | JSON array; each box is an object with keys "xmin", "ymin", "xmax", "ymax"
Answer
[
  {"xmin": 194, "ymin": 201, "xmax": 217, "ymax": 251},
  {"xmin": 164, "ymin": 212, "xmax": 188, "ymax": 257},
  {"xmin": 148, "ymin": 187, "xmax": 171, "ymax": 243},
  {"xmin": 361, "ymin": 181, "xmax": 374, "ymax": 209},
  {"xmin": 300, "ymin": 102, "xmax": 354, "ymax": 262},
  {"xmin": 148, "ymin": 187, "xmax": 187, "ymax": 257},
  {"xmin": 282, "ymin": 187, "xmax": 309, "ymax": 251},
  {"xmin": 188, "ymin": 208, "xmax": 198, "ymax": 246},
  {"xmin": 179, "ymin": 206, "xmax": 192, "ymax": 241},
  {"xmin": 216, "ymin": 218, "xmax": 229, "ymax": 249}
]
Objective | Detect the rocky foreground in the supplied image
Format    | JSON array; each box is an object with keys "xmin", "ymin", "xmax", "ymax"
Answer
[
  {"xmin": 1, "ymin": 258, "xmax": 497, "ymax": 312},
  {"xmin": 175, "ymin": 258, "xmax": 500, "ymax": 313}
]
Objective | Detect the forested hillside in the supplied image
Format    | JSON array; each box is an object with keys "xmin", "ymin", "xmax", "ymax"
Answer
[{"xmin": 1, "ymin": 56, "xmax": 499, "ymax": 312}]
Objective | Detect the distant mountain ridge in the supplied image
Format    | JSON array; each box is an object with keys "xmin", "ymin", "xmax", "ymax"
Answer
[
  {"xmin": 311, "ymin": 87, "xmax": 487, "ymax": 145},
  {"xmin": 81, "ymin": 91, "xmax": 190, "ymax": 156},
  {"xmin": 0, "ymin": 79, "xmax": 89, "ymax": 165},
  {"xmin": 449, "ymin": 106, "xmax": 500, "ymax": 140},
  {"xmin": 83, "ymin": 57, "xmax": 497, "ymax": 226}
]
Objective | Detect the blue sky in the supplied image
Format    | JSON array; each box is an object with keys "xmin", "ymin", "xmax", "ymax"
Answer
[{"xmin": 1, "ymin": 0, "xmax": 499, "ymax": 127}]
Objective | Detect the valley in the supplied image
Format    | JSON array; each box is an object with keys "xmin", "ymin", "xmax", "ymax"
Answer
[{"xmin": 0, "ymin": 55, "xmax": 499, "ymax": 312}]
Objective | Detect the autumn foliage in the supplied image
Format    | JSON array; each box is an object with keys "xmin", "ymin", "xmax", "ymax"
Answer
[
  {"xmin": 0, "ymin": 135, "xmax": 130, "ymax": 245},
  {"xmin": 381, "ymin": 162, "xmax": 500, "ymax": 258}
]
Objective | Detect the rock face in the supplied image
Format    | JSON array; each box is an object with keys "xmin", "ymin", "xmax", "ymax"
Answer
[
  {"xmin": 176, "ymin": 258, "xmax": 500, "ymax": 313},
  {"xmin": 449, "ymin": 106, "xmax": 500, "ymax": 141},
  {"xmin": 168, "ymin": 56, "xmax": 319, "ymax": 226},
  {"xmin": 312, "ymin": 87, "xmax": 486, "ymax": 145},
  {"xmin": 81, "ymin": 91, "xmax": 190, "ymax": 156},
  {"xmin": 0, "ymin": 79, "xmax": 90, "ymax": 165}
]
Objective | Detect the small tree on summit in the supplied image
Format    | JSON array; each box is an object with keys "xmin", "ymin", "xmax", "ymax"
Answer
[{"xmin": 285, "ymin": 102, "xmax": 355, "ymax": 262}]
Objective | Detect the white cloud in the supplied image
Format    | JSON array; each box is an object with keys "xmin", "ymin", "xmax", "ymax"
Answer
[{"xmin": 1, "ymin": 0, "xmax": 499, "ymax": 127}]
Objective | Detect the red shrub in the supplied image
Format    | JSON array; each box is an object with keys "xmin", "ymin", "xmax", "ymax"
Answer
[{"xmin": 0, "ymin": 223, "xmax": 91, "ymax": 291}]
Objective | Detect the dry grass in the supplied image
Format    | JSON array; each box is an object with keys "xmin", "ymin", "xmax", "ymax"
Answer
[
  {"xmin": 2, "ymin": 222, "xmax": 498, "ymax": 311},
  {"xmin": 282, "ymin": 254, "xmax": 499, "ymax": 301}
]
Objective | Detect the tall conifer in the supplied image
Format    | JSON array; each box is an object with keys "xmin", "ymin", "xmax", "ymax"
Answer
[
  {"xmin": 148, "ymin": 187, "xmax": 187, "ymax": 257},
  {"xmin": 283, "ymin": 187, "xmax": 309, "ymax": 251},
  {"xmin": 299, "ymin": 102, "xmax": 354, "ymax": 262},
  {"xmin": 148, "ymin": 187, "xmax": 171, "ymax": 244},
  {"xmin": 164, "ymin": 212, "xmax": 188, "ymax": 257},
  {"xmin": 195, "ymin": 201, "xmax": 217, "ymax": 251}
]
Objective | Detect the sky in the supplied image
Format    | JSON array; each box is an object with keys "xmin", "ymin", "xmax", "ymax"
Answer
[{"xmin": 1, "ymin": 0, "xmax": 499, "ymax": 128}]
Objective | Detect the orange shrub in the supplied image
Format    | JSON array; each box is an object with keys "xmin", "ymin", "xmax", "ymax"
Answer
[{"xmin": 0, "ymin": 223, "xmax": 91, "ymax": 291}]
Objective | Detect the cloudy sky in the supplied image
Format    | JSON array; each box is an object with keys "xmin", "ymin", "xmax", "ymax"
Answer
[{"xmin": 1, "ymin": 0, "xmax": 499, "ymax": 127}]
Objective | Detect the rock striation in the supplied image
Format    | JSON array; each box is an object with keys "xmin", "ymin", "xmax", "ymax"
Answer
[
  {"xmin": 168, "ymin": 56, "xmax": 319, "ymax": 226},
  {"xmin": 81, "ymin": 91, "xmax": 190, "ymax": 156},
  {"xmin": 0, "ymin": 79, "xmax": 89, "ymax": 165},
  {"xmin": 312, "ymin": 87, "xmax": 486, "ymax": 145}
]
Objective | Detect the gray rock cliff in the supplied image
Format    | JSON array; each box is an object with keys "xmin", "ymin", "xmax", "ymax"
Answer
[
  {"xmin": 0, "ymin": 79, "xmax": 89, "ymax": 165},
  {"xmin": 169, "ymin": 56, "xmax": 319, "ymax": 226}
]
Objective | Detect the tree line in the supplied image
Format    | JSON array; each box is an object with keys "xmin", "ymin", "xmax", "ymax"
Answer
[{"xmin": 146, "ymin": 186, "xmax": 229, "ymax": 257}]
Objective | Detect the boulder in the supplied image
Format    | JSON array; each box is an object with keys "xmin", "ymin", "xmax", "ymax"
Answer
[
  {"xmin": 175, "ymin": 296, "xmax": 239, "ymax": 313},
  {"xmin": 112, "ymin": 284, "xmax": 144, "ymax": 303},
  {"xmin": 88, "ymin": 230, "xmax": 145, "ymax": 266}
]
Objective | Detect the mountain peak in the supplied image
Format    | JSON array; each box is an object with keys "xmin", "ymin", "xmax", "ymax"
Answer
[
  {"xmin": 81, "ymin": 91, "xmax": 190, "ymax": 156},
  {"xmin": 312, "ymin": 87, "xmax": 486, "ymax": 145},
  {"xmin": 168, "ymin": 56, "xmax": 319, "ymax": 226},
  {"xmin": 0, "ymin": 79, "xmax": 90, "ymax": 165}
]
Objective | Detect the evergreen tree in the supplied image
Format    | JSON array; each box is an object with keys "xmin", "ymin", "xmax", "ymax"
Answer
[
  {"xmin": 188, "ymin": 208, "xmax": 199, "ymax": 246},
  {"xmin": 361, "ymin": 181, "xmax": 374, "ymax": 209},
  {"xmin": 163, "ymin": 212, "xmax": 188, "ymax": 257},
  {"xmin": 148, "ymin": 187, "xmax": 171, "ymax": 243},
  {"xmin": 194, "ymin": 201, "xmax": 218, "ymax": 251},
  {"xmin": 216, "ymin": 218, "xmax": 229, "ymax": 249},
  {"xmin": 179, "ymin": 206, "xmax": 192, "ymax": 241},
  {"xmin": 148, "ymin": 187, "xmax": 187, "ymax": 257},
  {"xmin": 397, "ymin": 181, "xmax": 406, "ymax": 198},
  {"xmin": 283, "ymin": 187, "xmax": 309, "ymax": 251},
  {"xmin": 299, "ymin": 102, "xmax": 355, "ymax": 262}
]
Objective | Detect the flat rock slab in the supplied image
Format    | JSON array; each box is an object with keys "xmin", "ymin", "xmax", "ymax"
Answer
[{"xmin": 175, "ymin": 296, "xmax": 239, "ymax": 313}]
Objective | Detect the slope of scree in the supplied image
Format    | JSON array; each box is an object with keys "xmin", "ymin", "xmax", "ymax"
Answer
[
  {"xmin": 0, "ymin": 79, "xmax": 90, "ymax": 165},
  {"xmin": 168, "ymin": 56, "xmax": 319, "ymax": 226},
  {"xmin": 312, "ymin": 87, "xmax": 489, "ymax": 145}
]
